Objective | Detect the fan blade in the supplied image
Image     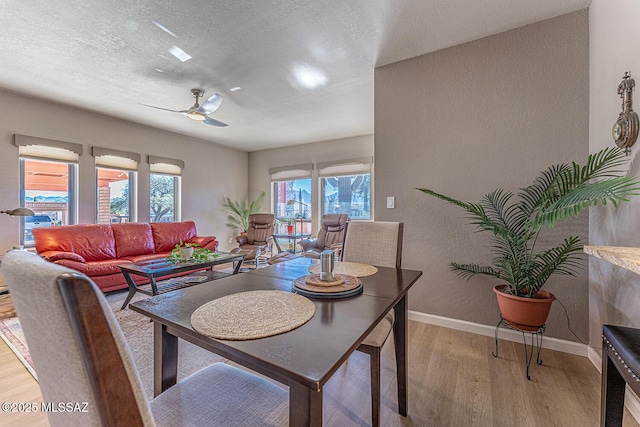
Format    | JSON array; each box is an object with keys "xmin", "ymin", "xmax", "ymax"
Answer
[
  {"xmin": 203, "ymin": 117, "xmax": 228, "ymax": 127},
  {"xmin": 196, "ymin": 93, "xmax": 223, "ymax": 115},
  {"xmin": 141, "ymin": 104, "xmax": 189, "ymax": 114}
]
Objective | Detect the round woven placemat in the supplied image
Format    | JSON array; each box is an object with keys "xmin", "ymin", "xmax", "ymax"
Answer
[
  {"xmin": 191, "ymin": 290, "xmax": 315, "ymax": 340},
  {"xmin": 294, "ymin": 274, "xmax": 361, "ymax": 293},
  {"xmin": 308, "ymin": 261, "xmax": 378, "ymax": 277}
]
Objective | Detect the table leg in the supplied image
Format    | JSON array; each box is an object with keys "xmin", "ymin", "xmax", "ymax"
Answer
[
  {"xmin": 149, "ymin": 276, "xmax": 159, "ymax": 296},
  {"xmin": 601, "ymin": 344, "xmax": 626, "ymax": 426},
  {"xmin": 232, "ymin": 259, "xmax": 243, "ymax": 274},
  {"xmin": 289, "ymin": 382, "xmax": 322, "ymax": 427},
  {"xmin": 120, "ymin": 272, "xmax": 139, "ymax": 310},
  {"xmin": 393, "ymin": 294, "xmax": 408, "ymax": 416},
  {"xmin": 154, "ymin": 322, "xmax": 178, "ymax": 397}
]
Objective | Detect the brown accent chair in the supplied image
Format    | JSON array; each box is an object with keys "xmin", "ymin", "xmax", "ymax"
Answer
[
  {"xmin": 230, "ymin": 213, "xmax": 275, "ymax": 268},
  {"xmin": 341, "ymin": 221, "xmax": 404, "ymax": 427},
  {"xmin": 2, "ymin": 250, "xmax": 288, "ymax": 426},
  {"xmin": 299, "ymin": 214, "xmax": 349, "ymax": 259}
]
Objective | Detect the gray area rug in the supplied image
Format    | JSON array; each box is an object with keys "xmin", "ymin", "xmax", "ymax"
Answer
[{"xmin": 105, "ymin": 289, "xmax": 227, "ymax": 399}]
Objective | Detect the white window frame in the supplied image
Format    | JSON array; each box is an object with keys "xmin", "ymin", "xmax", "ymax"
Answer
[{"xmin": 16, "ymin": 135, "xmax": 81, "ymax": 247}]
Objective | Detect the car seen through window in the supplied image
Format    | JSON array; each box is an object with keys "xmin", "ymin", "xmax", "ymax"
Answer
[{"xmin": 24, "ymin": 214, "xmax": 55, "ymax": 245}]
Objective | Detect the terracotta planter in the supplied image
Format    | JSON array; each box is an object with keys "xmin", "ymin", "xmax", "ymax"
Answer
[
  {"xmin": 493, "ymin": 285, "xmax": 555, "ymax": 332},
  {"xmin": 287, "ymin": 225, "xmax": 294, "ymax": 234}
]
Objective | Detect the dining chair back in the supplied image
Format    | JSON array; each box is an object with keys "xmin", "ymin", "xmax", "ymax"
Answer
[
  {"xmin": 341, "ymin": 221, "xmax": 404, "ymax": 427},
  {"xmin": 2, "ymin": 250, "xmax": 288, "ymax": 427},
  {"xmin": 342, "ymin": 221, "xmax": 403, "ymax": 268}
]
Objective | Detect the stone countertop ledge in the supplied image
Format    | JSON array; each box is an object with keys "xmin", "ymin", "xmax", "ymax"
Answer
[{"xmin": 584, "ymin": 246, "xmax": 640, "ymax": 276}]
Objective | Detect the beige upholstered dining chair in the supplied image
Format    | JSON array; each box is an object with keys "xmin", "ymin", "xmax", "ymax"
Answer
[
  {"xmin": 2, "ymin": 250, "xmax": 288, "ymax": 427},
  {"xmin": 341, "ymin": 221, "xmax": 404, "ymax": 427}
]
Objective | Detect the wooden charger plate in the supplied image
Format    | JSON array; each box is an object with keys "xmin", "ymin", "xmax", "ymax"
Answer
[{"xmin": 294, "ymin": 273, "xmax": 361, "ymax": 293}]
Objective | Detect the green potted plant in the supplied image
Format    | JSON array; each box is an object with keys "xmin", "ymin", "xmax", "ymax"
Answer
[
  {"xmin": 222, "ymin": 191, "xmax": 266, "ymax": 233},
  {"xmin": 167, "ymin": 240, "xmax": 217, "ymax": 263},
  {"xmin": 417, "ymin": 147, "xmax": 639, "ymax": 330},
  {"xmin": 278, "ymin": 217, "xmax": 295, "ymax": 234}
]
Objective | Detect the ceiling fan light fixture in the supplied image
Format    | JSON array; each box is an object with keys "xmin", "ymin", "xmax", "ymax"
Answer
[{"xmin": 187, "ymin": 111, "xmax": 207, "ymax": 121}]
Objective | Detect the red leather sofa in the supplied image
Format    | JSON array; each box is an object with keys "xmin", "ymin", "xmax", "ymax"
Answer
[{"xmin": 33, "ymin": 221, "xmax": 218, "ymax": 292}]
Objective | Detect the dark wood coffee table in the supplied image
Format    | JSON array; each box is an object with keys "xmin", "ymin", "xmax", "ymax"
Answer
[{"xmin": 119, "ymin": 252, "xmax": 245, "ymax": 309}]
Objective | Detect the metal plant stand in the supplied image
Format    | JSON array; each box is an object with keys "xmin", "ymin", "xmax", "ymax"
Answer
[{"xmin": 492, "ymin": 315, "xmax": 546, "ymax": 380}]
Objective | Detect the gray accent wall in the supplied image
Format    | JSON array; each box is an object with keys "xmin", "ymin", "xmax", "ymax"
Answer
[
  {"xmin": 589, "ymin": 0, "xmax": 640, "ymax": 354},
  {"xmin": 374, "ymin": 10, "xmax": 589, "ymax": 341},
  {"xmin": 0, "ymin": 88, "xmax": 248, "ymax": 253}
]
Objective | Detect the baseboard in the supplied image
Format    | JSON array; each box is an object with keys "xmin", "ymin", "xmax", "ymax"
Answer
[
  {"xmin": 408, "ymin": 310, "xmax": 588, "ymax": 356},
  {"xmin": 588, "ymin": 346, "xmax": 602, "ymax": 373},
  {"xmin": 587, "ymin": 346, "xmax": 640, "ymax": 424}
]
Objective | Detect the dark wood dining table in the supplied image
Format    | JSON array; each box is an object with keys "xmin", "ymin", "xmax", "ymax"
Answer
[{"xmin": 130, "ymin": 256, "xmax": 422, "ymax": 427}]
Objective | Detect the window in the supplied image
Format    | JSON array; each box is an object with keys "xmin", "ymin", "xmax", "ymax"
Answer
[
  {"xmin": 270, "ymin": 164, "xmax": 313, "ymax": 235},
  {"xmin": 318, "ymin": 157, "xmax": 372, "ymax": 220},
  {"xmin": 93, "ymin": 147, "xmax": 140, "ymax": 224},
  {"xmin": 321, "ymin": 174, "xmax": 371, "ymax": 219},
  {"xmin": 149, "ymin": 156, "xmax": 183, "ymax": 222},
  {"xmin": 273, "ymin": 179, "xmax": 312, "ymax": 234},
  {"xmin": 16, "ymin": 135, "xmax": 81, "ymax": 247},
  {"xmin": 96, "ymin": 167, "xmax": 135, "ymax": 224},
  {"xmin": 20, "ymin": 158, "xmax": 77, "ymax": 245},
  {"xmin": 150, "ymin": 174, "xmax": 180, "ymax": 222}
]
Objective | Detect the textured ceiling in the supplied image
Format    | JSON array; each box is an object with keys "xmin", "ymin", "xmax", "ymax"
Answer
[{"xmin": 0, "ymin": 0, "xmax": 589, "ymax": 152}]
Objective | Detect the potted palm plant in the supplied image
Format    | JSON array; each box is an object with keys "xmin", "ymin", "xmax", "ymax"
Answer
[
  {"xmin": 222, "ymin": 191, "xmax": 266, "ymax": 233},
  {"xmin": 417, "ymin": 147, "xmax": 639, "ymax": 331}
]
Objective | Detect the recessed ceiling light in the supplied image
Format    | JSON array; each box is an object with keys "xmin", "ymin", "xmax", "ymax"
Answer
[
  {"xmin": 155, "ymin": 69, "xmax": 164, "ymax": 73},
  {"xmin": 152, "ymin": 21, "xmax": 178, "ymax": 38},
  {"xmin": 168, "ymin": 45, "xmax": 192, "ymax": 62},
  {"xmin": 291, "ymin": 64, "xmax": 327, "ymax": 89},
  {"xmin": 229, "ymin": 87, "xmax": 241, "ymax": 92}
]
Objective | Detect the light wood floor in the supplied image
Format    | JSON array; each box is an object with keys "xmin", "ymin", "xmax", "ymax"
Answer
[{"xmin": 1, "ymin": 319, "xmax": 638, "ymax": 426}]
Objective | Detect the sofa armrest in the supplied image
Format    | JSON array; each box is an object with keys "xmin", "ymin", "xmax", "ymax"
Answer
[
  {"xmin": 40, "ymin": 250, "xmax": 86, "ymax": 264},
  {"xmin": 52, "ymin": 259, "xmax": 90, "ymax": 274},
  {"xmin": 236, "ymin": 235, "xmax": 248, "ymax": 246},
  {"xmin": 299, "ymin": 238, "xmax": 318, "ymax": 252},
  {"xmin": 188, "ymin": 236, "xmax": 219, "ymax": 251}
]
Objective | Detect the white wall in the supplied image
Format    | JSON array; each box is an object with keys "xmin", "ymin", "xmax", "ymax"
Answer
[
  {"xmin": 589, "ymin": 0, "xmax": 640, "ymax": 352},
  {"xmin": 248, "ymin": 134, "xmax": 374, "ymax": 235},
  {"xmin": 0, "ymin": 88, "xmax": 248, "ymax": 253}
]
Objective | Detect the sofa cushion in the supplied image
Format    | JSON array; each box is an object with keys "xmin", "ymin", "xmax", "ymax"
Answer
[
  {"xmin": 54, "ymin": 258, "xmax": 133, "ymax": 276},
  {"xmin": 112, "ymin": 222, "xmax": 155, "ymax": 258},
  {"xmin": 122, "ymin": 253, "xmax": 170, "ymax": 264},
  {"xmin": 33, "ymin": 224, "xmax": 116, "ymax": 262},
  {"xmin": 151, "ymin": 221, "xmax": 197, "ymax": 253}
]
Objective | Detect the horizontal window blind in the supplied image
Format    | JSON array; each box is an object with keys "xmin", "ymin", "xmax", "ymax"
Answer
[
  {"xmin": 93, "ymin": 147, "xmax": 140, "ymax": 171},
  {"xmin": 317, "ymin": 157, "xmax": 372, "ymax": 177},
  {"xmin": 269, "ymin": 163, "xmax": 313, "ymax": 181},
  {"xmin": 15, "ymin": 134, "xmax": 82, "ymax": 162},
  {"xmin": 149, "ymin": 155, "xmax": 184, "ymax": 176}
]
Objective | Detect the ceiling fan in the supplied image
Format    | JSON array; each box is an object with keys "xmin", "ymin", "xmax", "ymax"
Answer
[{"xmin": 142, "ymin": 89, "xmax": 228, "ymax": 127}]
